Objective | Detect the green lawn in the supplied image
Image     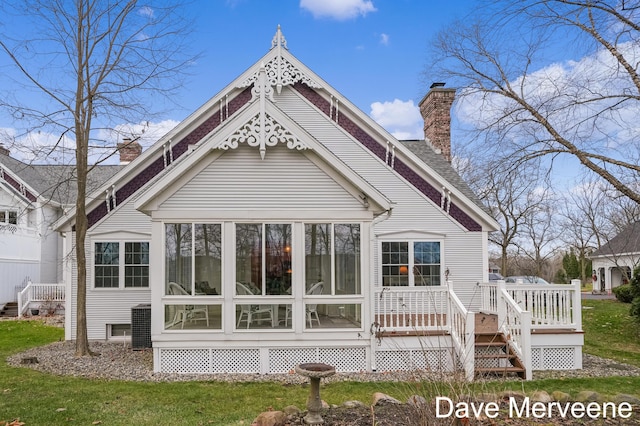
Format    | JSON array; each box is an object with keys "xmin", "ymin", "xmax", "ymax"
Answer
[{"xmin": 2, "ymin": 300, "xmax": 640, "ymax": 425}]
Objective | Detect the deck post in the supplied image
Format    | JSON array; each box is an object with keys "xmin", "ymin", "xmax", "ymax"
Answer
[
  {"xmin": 464, "ymin": 310, "xmax": 475, "ymax": 381},
  {"xmin": 496, "ymin": 280, "xmax": 506, "ymax": 330},
  {"xmin": 521, "ymin": 310, "xmax": 532, "ymax": 380},
  {"xmin": 571, "ymin": 279, "xmax": 582, "ymax": 331}
]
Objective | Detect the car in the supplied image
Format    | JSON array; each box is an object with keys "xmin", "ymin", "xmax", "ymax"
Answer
[
  {"xmin": 504, "ymin": 276, "xmax": 550, "ymax": 285},
  {"xmin": 488, "ymin": 273, "xmax": 504, "ymax": 282}
]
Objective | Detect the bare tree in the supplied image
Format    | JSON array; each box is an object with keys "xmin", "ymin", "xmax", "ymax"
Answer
[
  {"xmin": 429, "ymin": 0, "xmax": 640, "ymax": 205},
  {"xmin": 0, "ymin": 0, "xmax": 193, "ymax": 355}
]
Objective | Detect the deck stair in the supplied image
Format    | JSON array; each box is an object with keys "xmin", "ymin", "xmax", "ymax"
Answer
[
  {"xmin": 0, "ymin": 302, "xmax": 19, "ymax": 318},
  {"xmin": 474, "ymin": 313, "xmax": 525, "ymax": 379}
]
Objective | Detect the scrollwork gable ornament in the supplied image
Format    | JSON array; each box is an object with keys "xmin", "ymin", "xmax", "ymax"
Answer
[
  {"xmin": 237, "ymin": 26, "xmax": 322, "ymax": 94},
  {"xmin": 218, "ymin": 112, "xmax": 310, "ymax": 160}
]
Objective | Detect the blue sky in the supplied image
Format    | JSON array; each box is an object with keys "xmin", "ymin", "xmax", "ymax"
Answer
[{"xmin": 0, "ymin": 0, "xmax": 476, "ymax": 162}]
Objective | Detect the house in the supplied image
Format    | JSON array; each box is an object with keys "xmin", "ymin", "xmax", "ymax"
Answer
[
  {"xmin": 0, "ymin": 145, "xmax": 121, "ymax": 305},
  {"xmin": 52, "ymin": 27, "xmax": 583, "ymax": 378},
  {"xmin": 590, "ymin": 221, "xmax": 640, "ymax": 293}
]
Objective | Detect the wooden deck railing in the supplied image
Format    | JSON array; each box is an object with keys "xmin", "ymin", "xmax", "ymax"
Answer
[
  {"xmin": 497, "ymin": 284, "xmax": 532, "ymax": 380},
  {"xmin": 17, "ymin": 282, "xmax": 65, "ymax": 317},
  {"xmin": 480, "ymin": 279, "xmax": 582, "ymax": 330},
  {"xmin": 373, "ymin": 283, "xmax": 475, "ymax": 380}
]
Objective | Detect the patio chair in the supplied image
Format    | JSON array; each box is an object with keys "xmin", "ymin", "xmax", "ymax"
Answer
[
  {"xmin": 285, "ymin": 281, "xmax": 324, "ymax": 327},
  {"xmin": 305, "ymin": 281, "xmax": 324, "ymax": 328},
  {"xmin": 167, "ymin": 282, "xmax": 209, "ymax": 328},
  {"xmin": 236, "ymin": 282, "xmax": 274, "ymax": 328}
]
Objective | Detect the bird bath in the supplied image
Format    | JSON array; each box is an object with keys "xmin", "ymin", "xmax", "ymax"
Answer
[{"xmin": 295, "ymin": 363, "xmax": 336, "ymax": 424}]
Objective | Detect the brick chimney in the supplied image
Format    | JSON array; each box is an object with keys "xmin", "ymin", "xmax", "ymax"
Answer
[
  {"xmin": 117, "ymin": 138, "xmax": 142, "ymax": 165},
  {"xmin": 419, "ymin": 82, "xmax": 456, "ymax": 162},
  {"xmin": 0, "ymin": 144, "xmax": 9, "ymax": 157}
]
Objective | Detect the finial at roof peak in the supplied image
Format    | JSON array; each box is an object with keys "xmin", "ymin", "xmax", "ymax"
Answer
[{"xmin": 271, "ymin": 24, "xmax": 288, "ymax": 50}]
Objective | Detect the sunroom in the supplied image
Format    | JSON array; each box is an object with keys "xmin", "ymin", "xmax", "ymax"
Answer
[{"xmin": 161, "ymin": 221, "xmax": 365, "ymax": 332}]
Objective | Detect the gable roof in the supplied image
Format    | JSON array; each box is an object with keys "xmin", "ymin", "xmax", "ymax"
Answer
[
  {"xmin": 0, "ymin": 152, "xmax": 121, "ymax": 206},
  {"xmin": 590, "ymin": 221, "xmax": 640, "ymax": 258},
  {"xmin": 53, "ymin": 26, "xmax": 498, "ymax": 233}
]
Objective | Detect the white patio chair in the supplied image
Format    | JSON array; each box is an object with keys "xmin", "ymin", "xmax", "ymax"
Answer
[
  {"xmin": 305, "ymin": 281, "xmax": 324, "ymax": 328},
  {"xmin": 167, "ymin": 282, "xmax": 209, "ymax": 328},
  {"xmin": 235, "ymin": 282, "xmax": 273, "ymax": 328}
]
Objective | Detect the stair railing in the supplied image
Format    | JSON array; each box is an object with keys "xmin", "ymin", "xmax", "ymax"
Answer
[
  {"xmin": 17, "ymin": 282, "xmax": 66, "ymax": 317},
  {"xmin": 446, "ymin": 281, "xmax": 475, "ymax": 381},
  {"xmin": 496, "ymin": 281, "xmax": 532, "ymax": 380}
]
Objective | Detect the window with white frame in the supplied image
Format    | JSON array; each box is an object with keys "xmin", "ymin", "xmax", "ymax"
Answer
[
  {"xmin": 165, "ymin": 223, "xmax": 222, "ymax": 296},
  {"xmin": 381, "ymin": 241, "xmax": 441, "ymax": 286},
  {"xmin": 94, "ymin": 241, "xmax": 149, "ymax": 288},
  {"xmin": 305, "ymin": 223, "xmax": 361, "ymax": 295},
  {"xmin": 0, "ymin": 210, "xmax": 18, "ymax": 225}
]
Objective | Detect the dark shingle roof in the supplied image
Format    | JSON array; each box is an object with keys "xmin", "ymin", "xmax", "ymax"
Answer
[
  {"xmin": 0, "ymin": 153, "xmax": 122, "ymax": 205},
  {"xmin": 399, "ymin": 140, "xmax": 490, "ymax": 215},
  {"xmin": 590, "ymin": 221, "xmax": 640, "ymax": 257}
]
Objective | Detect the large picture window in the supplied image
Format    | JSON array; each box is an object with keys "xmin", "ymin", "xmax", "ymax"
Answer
[
  {"xmin": 95, "ymin": 241, "xmax": 149, "ymax": 288},
  {"xmin": 165, "ymin": 223, "xmax": 222, "ymax": 296},
  {"xmin": 381, "ymin": 241, "xmax": 441, "ymax": 286}
]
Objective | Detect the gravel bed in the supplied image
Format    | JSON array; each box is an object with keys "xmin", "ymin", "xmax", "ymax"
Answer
[{"xmin": 5, "ymin": 317, "xmax": 640, "ymax": 383}]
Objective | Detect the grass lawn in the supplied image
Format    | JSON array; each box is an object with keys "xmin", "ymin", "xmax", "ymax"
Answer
[
  {"xmin": 582, "ymin": 298, "xmax": 640, "ymax": 367},
  {"xmin": 2, "ymin": 299, "xmax": 640, "ymax": 425}
]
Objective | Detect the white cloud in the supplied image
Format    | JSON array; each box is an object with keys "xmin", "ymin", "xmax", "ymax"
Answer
[
  {"xmin": 2, "ymin": 119, "xmax": 179, "ymax": 165},
  {"xmin": 138, "ymin": 6, "xmax": 154, "ymax": 18},
  {"xmin": 370, "ymin": 99, "xmax": 423, "ymax": 140},
  {"xmin": 379, "ymin": 33, "xmax": 389, "ymax": 46},
  {"xmin": 300, "ymin": 0, "xmax": 376, "ymax": 20}
]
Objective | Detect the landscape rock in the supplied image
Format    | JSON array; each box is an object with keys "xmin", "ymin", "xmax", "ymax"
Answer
[
  {"xmin": 576, "ymin": 390, "xmax": 602, "ymax": 402},
  {"xmin": 342, "ymin": 400, "xmax": 367, "ymax": 408},
  {"xmin": 613, "ymin": 394, "xmax": 640, "ymax": 405},
  {"xmin": 252, "ymin": 410, "xmax": 287, "ymax": 426},
  {"xmin": 372, "ymin": 392, "xmax": 401, "ymax": 406},
  {"xmin": 530, "ymin": 390, "xmax": 552, "ymax": 403},
  {"xmin": 281, "ymin": 405, "xmax": 301, "ymax": 416},
  {"xmin": 551, "ymin": 390, "xmax": 571, "ymax": 402},
  {"xmin": 499, "ymin": 390, "xmax": 526, "ymax": 401}
]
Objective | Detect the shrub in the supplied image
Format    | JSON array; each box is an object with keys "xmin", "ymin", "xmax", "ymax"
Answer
[{"xmin": 612, "ymin": 284, "xmax": 634, "ymax": 303}]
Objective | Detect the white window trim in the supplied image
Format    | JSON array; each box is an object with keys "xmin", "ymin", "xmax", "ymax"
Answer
[
  {"xmin": 379, "ymin": 238, "xmax": 445, "ymax": 287},
  {"xmin": 93, "ymin": 240, "xmax": 150, "ymax": 290}
]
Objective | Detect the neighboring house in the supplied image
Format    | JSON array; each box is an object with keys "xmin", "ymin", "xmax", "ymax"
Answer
[
  {"xmin": 0, "ymin": 145, "xmax": 123, "ymax": 305},
  {"xmin": 52, "ymin": 28, "xmax": 582, "ymax": 377},
  {"xmin": 590, "ymin": 221, "xmax": 640, "ymax": 293}
]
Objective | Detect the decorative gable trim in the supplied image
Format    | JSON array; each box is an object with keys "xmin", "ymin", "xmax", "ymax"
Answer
[
  {"xmin": 217, "ymin": 112, "xmax": 309, "ymax": 159},
  {"xmin": 237, "ymin": 26, "xmax": 321, "ymax": 94}
]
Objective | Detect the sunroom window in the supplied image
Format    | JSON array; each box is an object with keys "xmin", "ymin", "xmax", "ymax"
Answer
[
  {"xmin": 165, "ymin": 223, "xmax": 222, "ymax": 295},
  {"xmin": 305, "ymin": 223, "xmax": 361, "ymax": 295},
  {"xmin": 235, "ymin": 223, "xmax": 291, "ymax": 296},
  {"xmin": 382, "ymin": 241, "xmax": 441, "ymax": 286}
]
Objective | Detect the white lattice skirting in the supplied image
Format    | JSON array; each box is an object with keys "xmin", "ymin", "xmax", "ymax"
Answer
[
  {"xmin": 531, "ymin": 346, "xmax": 581, "ymax": 370},
  {"xmin": 374, "ymin": 348, "xmax": 453, "ymax": 373},
  {"xmin": 158, "ymin": 346, "xmax": 368, "ymax": 374}
]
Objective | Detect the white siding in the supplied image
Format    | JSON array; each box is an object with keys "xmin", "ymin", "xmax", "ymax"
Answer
[
  {"xmin": 275, "ymin": 87, "xmax": 486, "ymax": 308},
  {"xmin": 159, "ymin": 145, "xmax": 363, "ymax": 211}
]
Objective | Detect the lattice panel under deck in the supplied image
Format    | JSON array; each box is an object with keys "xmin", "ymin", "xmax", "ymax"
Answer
[
  {"xmin": 212, "ymin": 349, "xmax": 261, "ymax": 373},
  {"xmin": 319, "ymin": 348, "xmax": 367, "ymax": 372},
  {"xmin": 531, "ymin": 348, "xmax": 542, "ymax": 370},
  {"xmin": 375, "ymin": 349, "xmax": 450, "ymax": 373},
  {"xmin": 269, "ymin": 348, "xmax": 317, "ymax": 373},
  {"xmin": 160, "ymin": 349, "xmax": 210, "ymax": 373},
  {"xmin": 540, "ymin": 347, "xmax": 576, "ymax": 370}
]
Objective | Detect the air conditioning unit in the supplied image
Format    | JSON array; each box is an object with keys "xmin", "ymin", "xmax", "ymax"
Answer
[{"xmin": 131, "ymin": 304, "xmax": 151, "ymax": 350}]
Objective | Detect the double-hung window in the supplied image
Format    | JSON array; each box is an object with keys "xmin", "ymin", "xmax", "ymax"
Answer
[
  {"xmin": 381, "ymin": 241, "xmax": 441, "ymax": 286},
  {"xmin": 94, "ymin": 241, "xmax": 149, "ymax": 288},
  {"xmin": 0, "ymin": 210, "xmax": 18, "ymax": 225}
]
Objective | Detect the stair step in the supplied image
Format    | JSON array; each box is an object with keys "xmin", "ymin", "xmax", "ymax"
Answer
[
  {"xmin": 475, "ymin": 353, "xmax": 516, "ymax": 359},
  {"xmin": 475, "ymin": 366, "xmax": 525, "ymax": 374}
]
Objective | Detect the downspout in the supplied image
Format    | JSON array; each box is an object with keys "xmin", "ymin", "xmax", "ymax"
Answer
[{"xmin": 369, "ymin": 207, "xmax": 393, "ymax": 371}]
